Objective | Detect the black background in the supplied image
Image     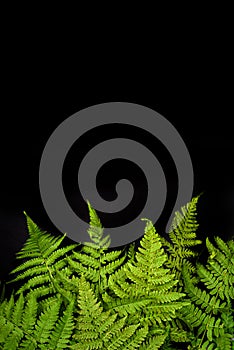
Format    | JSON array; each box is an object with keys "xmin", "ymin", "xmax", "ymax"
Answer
[{"xmin": 1, "ymin": 30, "xmax": 233, "ymax": 283}]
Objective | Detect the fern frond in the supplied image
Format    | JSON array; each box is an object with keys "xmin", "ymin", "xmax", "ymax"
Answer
[
  {"xmin": 68, "ymin": 202, "xmax": 130, "ymax": 300},
  {"xmin": 105, "ymin": 219, "xmax": 188, "ymax": 332},
  {"xmin": 199, "ymin": 237, "xmax": 234, "ymax": 303},
  {"xmin": 8, "ymin": 213, "xmax": 77, "ymax": 300},
  {"xmin": 1, "ymin": 196, "xmax": 233, "ymax": 349},
  {"xmin": 71, "ymin": 275, "xmax": 151, "ymax": 349},
  {"xmin": 0, "ymin": 292, "xmax": 75, "ymax": 349},
  {"xmin": 46, "ymin": 299, "xmax": 74, "ymax": 349},
  {"xmin": 86, "ymin": 200, "xmax": 111, "ymax": 249},
  {"xmin": 161, "ymin": 195, "xmax": 202, "ymax": 287},
  {"xmin": 138, "ymin": 333, "xmax": 168, "ymax": 350},
  {"xmin": 36, "ymin": 301, "xmax": 60, "ymax": 341},
  {"xmin": 0, "ymin": 294, "xmax": 37, "ymax": 349},
  {"xmin": 179, "ymin": 236, "xmax": 234, "ymax": 349}
]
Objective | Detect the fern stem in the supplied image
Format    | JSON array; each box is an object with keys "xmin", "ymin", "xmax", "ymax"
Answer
[{"xmin": 43, "ymin": 258, "xmax": 57, "ymax": 294}]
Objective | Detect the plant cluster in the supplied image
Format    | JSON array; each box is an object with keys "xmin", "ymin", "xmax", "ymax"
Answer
[{"xmin": 0, "ymin": 196, "xmax": 233, "ymax": 349}]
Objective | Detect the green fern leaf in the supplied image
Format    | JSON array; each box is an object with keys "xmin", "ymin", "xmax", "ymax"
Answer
[
  {"xmin": 47, "ymin": 299, "xmax": 74, "ymax": 349},
  {"xmin": 161, "ymin": 196, "xmax": 202, "ymax": 287},
  {"xmin": 86, "ymin": 200, "xmax": 110, "ymax": 249},
  {"xmin": 8, "ymin": 213, "xmax": 77, "ymax": 301},
  {"xmin": 105, "ymin": 218, "xmax": 187, "ymax": 332},
  {"xmin": 33, "ymin": 299, "xmax": 61, "ymax": 344}
]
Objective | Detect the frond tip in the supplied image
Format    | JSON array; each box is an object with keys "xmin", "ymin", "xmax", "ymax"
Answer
[{"xmin": 85, "ymin": 200, "xmax": 111, "ymax": 249}]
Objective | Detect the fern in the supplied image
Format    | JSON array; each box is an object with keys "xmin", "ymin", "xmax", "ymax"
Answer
[
  {"xmin": 0, "ymin": 293, "xmax": 74, "ymax": 349},
  {"xmin": 67, "ymin": 200, "xmax": 132, "ymax": 299},
  {"xmin": 161, "ymin": 195, "xmax": 203, "ymax": 289},
  {"xmin": 86, "ymin": 200, "xmax": 111, "ymax": 249},
  {"xmin": 8, "ymin": 212, "xmax": 77, "ymax": 302},
  {"xmin": 45, "ymin": 299, "xmax": 74, "ymax": 349},
  {"xmin": 102, "ymin": 218, "xmax": 190, "ymax": 347},
  {"xmin": 180, "ymin": 236, "xmax": 234, "ymax": 349},
  {"xmin": 0, "ymin": 196, "xmax": 233, "ymax": 349},
  {"xmin": 72, "ymin": 275, "xmax": 149, "ymax": 350}
]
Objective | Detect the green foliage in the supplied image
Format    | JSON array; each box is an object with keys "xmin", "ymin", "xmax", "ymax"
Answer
[
  {"xmin": 72, "ymin": 275, "xmax": 150, "ymax": 350},
  {"xmin": 66, "ymin": 200, "xmax": 132, "ymax": 299},
  {"xmin": 102, "ymin": 219, "xmax": 189, "ymax": 330},
  {"xmin": 180, "ymin": 237, "xmax": 234, "ymax": 349},
  {"xmin": 0, "ymin": 197, "xmax": 233, "ymax": 349},
  {"xmin": 8, "ymin": 212, "xmax": 78, "ymax": 302},
  {"xmin": 161, "ymin": 196, "xmax": 203, "ymax": 288},
  {"xmin": 0, "ymin": 293, "xmax": 74, "ymax": 349}
]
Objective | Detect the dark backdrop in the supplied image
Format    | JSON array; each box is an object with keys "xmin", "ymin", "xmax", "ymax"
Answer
[{"xmin": 1, "ymin": 48, "xmax": 233, "ymax": 283}]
